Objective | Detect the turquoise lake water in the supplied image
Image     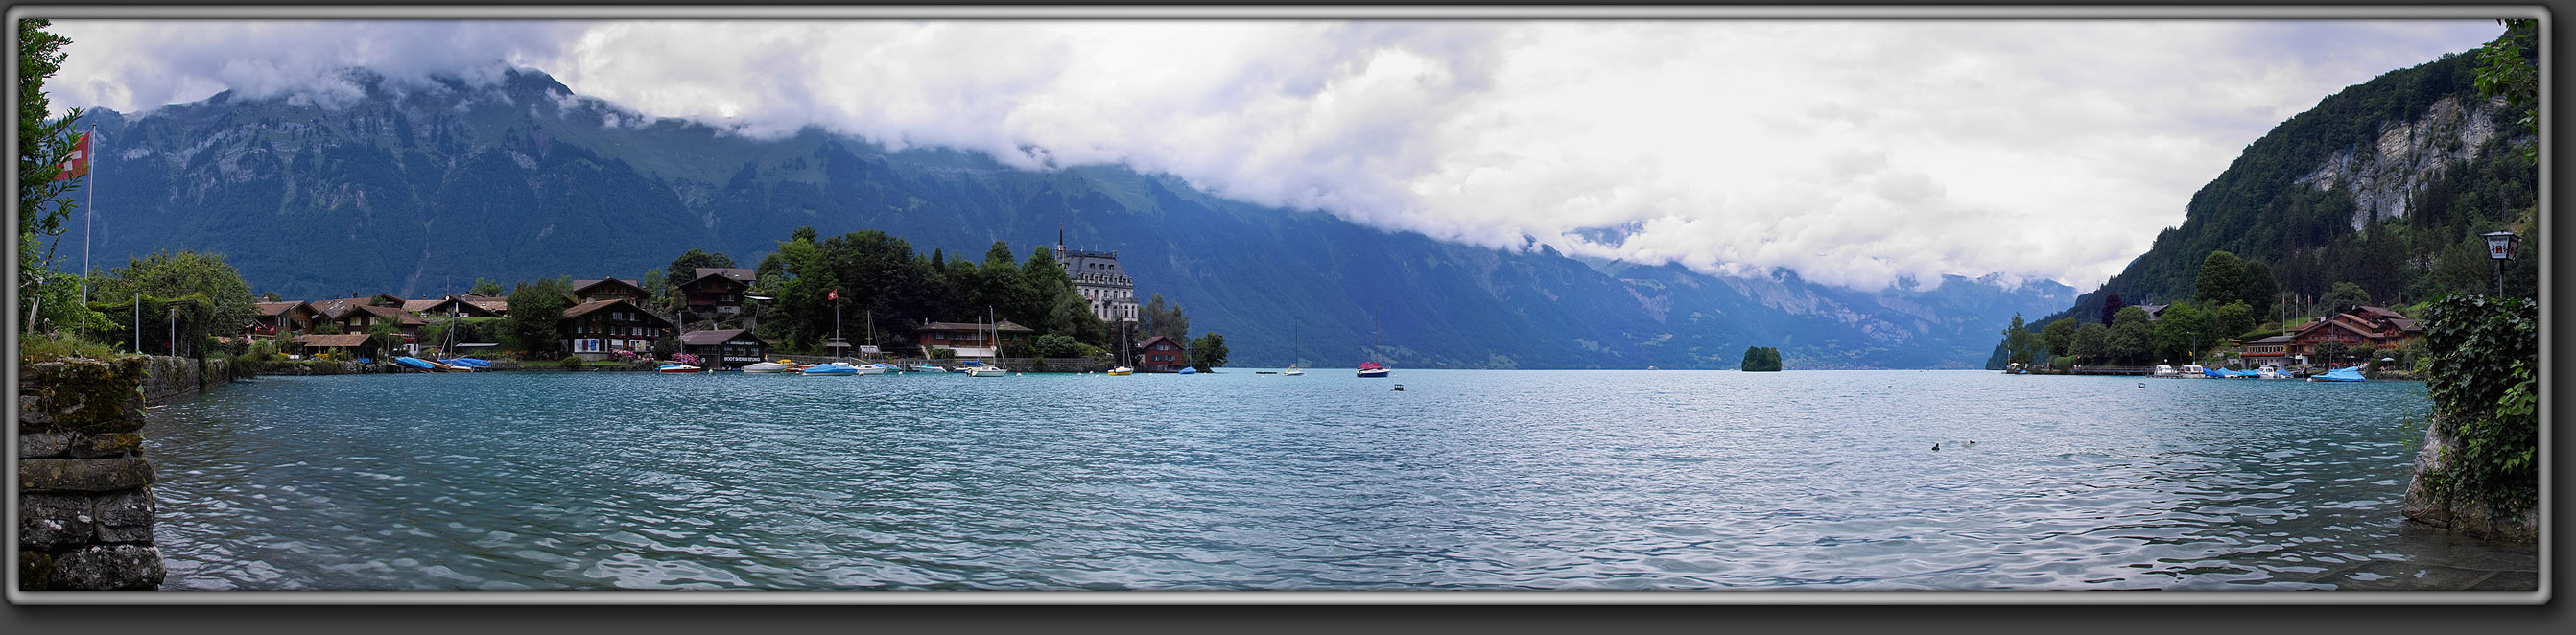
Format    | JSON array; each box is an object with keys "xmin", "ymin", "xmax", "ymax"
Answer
[{"xmin": 141, "ymin": 368, "xmax": 2538, "ymax": 591}]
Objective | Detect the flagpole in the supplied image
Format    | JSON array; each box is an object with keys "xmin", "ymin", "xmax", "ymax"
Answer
[{"xmin": 80, "ymin": 125, "xmax": 96, "ymax": 341}]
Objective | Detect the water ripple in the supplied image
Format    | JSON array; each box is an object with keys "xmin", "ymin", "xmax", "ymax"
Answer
[{"xmin": 142, "ymin": 369, "xmax": 2531, "ymax": 591}]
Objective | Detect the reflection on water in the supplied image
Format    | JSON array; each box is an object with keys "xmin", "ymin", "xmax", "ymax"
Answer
[{"xmin": 145, "ymin": 369, "xmax": 2535, "ymax": 591}]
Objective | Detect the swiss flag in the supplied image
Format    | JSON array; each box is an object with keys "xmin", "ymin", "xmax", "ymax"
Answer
[
  {"xmin": 827, "ymin": 290, "xmax": 839, "ymax": 301},
  {"xmin": 52, "ymin": 131, "xmax": 90, "ymax": 181}
]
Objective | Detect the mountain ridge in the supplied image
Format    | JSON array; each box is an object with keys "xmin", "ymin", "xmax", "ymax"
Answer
[{"xmin": 69, "ymin": 66, "xmax": 2074, "ymax": 369}]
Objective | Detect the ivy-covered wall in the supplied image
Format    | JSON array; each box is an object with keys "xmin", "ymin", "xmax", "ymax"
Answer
[{"xmin": 2401, "ymin": 295, "xmax": 2539, "ymax": 542}]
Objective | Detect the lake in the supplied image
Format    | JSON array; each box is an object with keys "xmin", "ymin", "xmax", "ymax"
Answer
[{"xmin": 141, "ymin": 368, "xmax": 2538, "ymax": 592}]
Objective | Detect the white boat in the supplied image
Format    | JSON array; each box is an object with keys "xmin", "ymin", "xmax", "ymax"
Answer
[
  {"xmin": 657, "ymin": 364, "xmax": 702, "ymax": 374},
  {"xmin": 1357, "ymin": 361, "xmax": 1390, "ymax": 378},
  {"xmin": 908, "ymin": 364, "xmax": 943, "ymax": 373},
  {"xmin": 2179, "ymin": 365, "xmax": 2206, "ymax": 377},
  {"xmin": 1106, "ymin": 366, "xmax": 1133, "ymax": 376},
  {"xmin": 1283, "ymin": 323, "xmax": 1305, "ymax": 375},
  {"xmin": 743, "ymin": 361, "xmax": 795, "ymax": 373},
  {"xmin": 2153, "ymin": 365, "xmax": 2178, "ymax": 377},
  {"xmin": 964, "ymin": 365, "xmax": 1007, "ymax": 377},
  {"xmin": 854, "ymin": 363, "xmax": 888, "ymax": 375}
]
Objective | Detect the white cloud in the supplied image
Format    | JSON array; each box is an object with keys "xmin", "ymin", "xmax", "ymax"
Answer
[{"xmin": 44, "ymin": 18, "xmax": 2501, "ymax": 291}]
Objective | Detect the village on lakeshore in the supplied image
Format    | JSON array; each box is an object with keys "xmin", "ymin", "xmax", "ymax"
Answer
[{"xmin": 208, "ymin": 229, "xmax": 1247, "ymax": 376}]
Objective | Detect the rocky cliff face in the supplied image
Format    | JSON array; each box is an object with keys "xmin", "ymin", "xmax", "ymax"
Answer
[{"xmin": 2294, "ymin": 95, "xmax": 2509, "ymax": 229}]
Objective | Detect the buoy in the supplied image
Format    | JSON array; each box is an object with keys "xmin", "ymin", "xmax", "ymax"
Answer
[{"xmin": 2136, "ymin": 384, "xmax": 2146, "ymax": 388}]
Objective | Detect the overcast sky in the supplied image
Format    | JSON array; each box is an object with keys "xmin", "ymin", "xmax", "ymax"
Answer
[{"xmin": 44, "ymin": 18, "xmax": 2503, "ymax": 292}]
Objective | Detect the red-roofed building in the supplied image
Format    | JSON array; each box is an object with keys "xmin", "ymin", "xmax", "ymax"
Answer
[
  {"xmin": 1133, "ymin": 335, "xmax": 1188, "ymax": 373},
  {"xmin": 2287, "ymin": 305, "xmax": 2425, "ymax": 360}
]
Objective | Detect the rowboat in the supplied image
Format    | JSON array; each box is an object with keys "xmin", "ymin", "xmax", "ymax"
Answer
[{"xmin": 657, "ymin": 364, "xmax": 702, "ymax": 374}]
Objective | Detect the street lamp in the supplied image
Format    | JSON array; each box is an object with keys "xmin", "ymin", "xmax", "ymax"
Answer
[{"xmin": 2482, "ymin": 229, "xmax": 2521, "ymax": 297}]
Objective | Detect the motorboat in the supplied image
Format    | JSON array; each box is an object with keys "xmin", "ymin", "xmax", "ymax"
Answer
[
  {"xmin": 1177, "ymin": 366, "xmax": 1198, "ymax": 375},
  {"xmin": 853, "ymin": 363, "xmax": 889, "ymax": 375},
  {"xmin": 1106, "ymin": 366, "xmax": 1133, "ymax": 376},
  {"xmin": 743, "ymin": 361, "xmax": 796, "ymax": 373},
  {"xmin": 2153, "ymin": 365, "xmax": 2178, "ymax": 377},
  {"xmin": 964, "ymin": 365, "xmax": 1007, "ymax": 377},
  {"xmin": 394, "ymin": 356, "xmax": 438, "ymax": 371},
  {"xmin": 801, "ymin": 363, "xmax": 861, "ymax": 376},
  {"xmin": 909, "ymin": 364, "xmax": 945, "ymax": 373},
  {"xmin": 1358, "ymin": 361, "xmax": 1390, "ymax": 378},
  {"xmin": 2307, "ymin": 365, "xmax": 2367, "ymax": 382},
  {"xmin": 657, "ymin": 364, "xmax": 702, "ymax": 374},
  {"xmin": 2180, "ymin": 365, "xmax": 2206, "ymax": 376}
]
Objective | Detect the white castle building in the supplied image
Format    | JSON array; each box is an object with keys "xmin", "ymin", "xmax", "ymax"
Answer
[{"xmin": 1056, "ymin": 238, "xmax": 1140, "ymax": 324}]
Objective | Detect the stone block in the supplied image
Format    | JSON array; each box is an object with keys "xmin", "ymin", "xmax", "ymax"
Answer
[
  {"xmin": 92, "ymin": 489, "xmax": 156, "ymax": 543},
  {"xmin": 19, "ymin": 493, "xmax": 93, "ymax": 551},
  {"xmin": 19, "ymin": 432, "xmax": 71, "ymax": 459},
  {"xmin": 18, "ymin": 358, "xmax": 151, "ymax": 434},
  {"xmin": 69, "ymin": 433, "xmax": 145, "ymax": 458},
  {"xmin": 18, "ymin": 457, "xmax": 154, "ymax": 492},
  {"xmin": 20, "ymin": 550, "xmax": 53, "ymax": 591},
  {"xmin": 44, "ymin": 544, "xmax": 164, "ymax": 590}
]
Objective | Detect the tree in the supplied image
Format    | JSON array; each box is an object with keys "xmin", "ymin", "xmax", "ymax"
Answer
[
  {"xmin": 2320, "ymin": 281, "xmax": 2372, "ymax": 315},
  {"xmin": 2099, "ymin": 293, "xmax": 2127, "ymax": 326},
  {"xmin": 1141, "ymin": 294, "xmax": 1190, "ymax": 343},
  {"xmin": 2109, "ymin": 306, "xmax": 2153, "ymax": 365},
  {"xmin": 2211, "ymin": 302, "xmax": 2257, "ymax": 341},
  {"xmin": 2151, "ymin": 302, "xmax": 2211, "ymax": 363},
  {"xmin": 1033, "ymin": 333, "xmax": 1084, "ymax": 359},
  {"xmin": 92, "ymin": 250, "xmax": 258, "ymax": 340},
  {"xmin": 2073, "ymin": 322, "xmax": 2110, "ymax": 364},
  {"xmin": 469, "ymin": 277, "xmax": 505, "ymax": 296},
  {"xmin": 2239, "ymin": 261, "xmax": 2279, "ymax": 324},
  {"xmin": 17, "ymin": 19, "xmax": 102, "ymax": 336},
  {"xmin": 1999, "ymin": 313, "xmax": 2041, "ymax": 366},
  {"xmin": 665, "ymin": 249, "xmax": 736, "ymax": 291},
  {"xmin": 1188, "ymin": 332, "xmax": 1229, "ymax": 371},
  {"xmin": 2474, "ymin": 18, "xmax": 2539, "ymax": 162},
  {"xmin": 2041, "ymin": 318, "xmax": 2079, "ymax": 358},
  {"xmin": 2193, "ymin": 251, "xmax": 2247, "ymax": 307},
  {"xmin": 1739, "ymin": 346, "xmax": 1782, "ymax": 371},
  {"xmin": 504, "ymin": 276, "xmax": 574, "ymax": 357}
]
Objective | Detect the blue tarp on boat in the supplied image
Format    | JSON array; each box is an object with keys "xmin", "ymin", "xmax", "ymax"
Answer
[
  {"xmin": 448, "ymin": 358, "xmax": 491, "ymax": 367},
  {"xmin": 394, "ymin": 357, "xmax": 436, "ymax": 370},
  {"xmin": 2311, "ymin": 366, "xmax": 2367, "ymax": 382}
]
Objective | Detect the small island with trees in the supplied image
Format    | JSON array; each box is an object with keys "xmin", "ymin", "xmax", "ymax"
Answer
[{"xmin": 1738, "ymin": 346, "xmax": 1782, "ymax": 372}]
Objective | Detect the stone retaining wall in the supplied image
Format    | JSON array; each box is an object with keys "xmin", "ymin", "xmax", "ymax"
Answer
[{"xmin": 17, "ymin": 357, "xmax": 165, "ymax": 590}]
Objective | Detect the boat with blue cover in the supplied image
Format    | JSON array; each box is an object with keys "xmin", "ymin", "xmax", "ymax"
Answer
[
  {"xmin": 802, "ymin": 363, "xmax": 861, "ymax": 376},
  {"xmin": 2307, "ymin": 366, "xmax": 2367, "ymax": 382}
]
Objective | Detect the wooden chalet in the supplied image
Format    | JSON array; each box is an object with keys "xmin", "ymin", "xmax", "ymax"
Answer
[
  {"xmin": 572, "ymin": 277, "xmax": 651, "ymax": 303},
  {"xmin": 2288, "ymin": 305, "xmax": 2424, "ymax": 359},
  {"xmin": 248, "ymin": 300, "xmax": 320, "ymax": 340},
  {"xmin": 679, "ymin": 268, "xmax": 757, "ymax": 323},
  {"xmin": 310, "ymin": 297, "xmax": 427, "ymax": 346},
  {"xmin": 678, "ymin": 328, "xmax": 767, "ymax": 369},
  {"xmin": 913, "ymin": 320, "xmax": 1034, "ymax": 359},
  {"xmin": 1134, "ymin": 335, "xmax": 1188, "ymax": 372},
  {"xmin": 405, "ymin": 294, "xmax": 504, "ymax": 319},
  {"xmin": 295, "ymin": 333, "xmax": 382, "ymax": 360},
  {"xmin": 560, "ymin": 297, "xmax": 676, "ymax": 360}
]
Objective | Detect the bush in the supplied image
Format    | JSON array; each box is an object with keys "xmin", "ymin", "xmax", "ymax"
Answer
[
  {"xmin": 2421, "ymin": 295, "xmax": 2539, "ymax": 514},
  {"xmin": 18, "ymin": 332, "xmax": 123, "ymax": 364},
  {"xmin": 2049, "ymin": 355, "xmax": 2078, "ymax": 369},
  {"xmin": 558, "ymin": 356, "xmax": 586, "ymax": 371},
  {"xmin": 927, "ymin": 347, "xmax": 956, "ymax": 360}
]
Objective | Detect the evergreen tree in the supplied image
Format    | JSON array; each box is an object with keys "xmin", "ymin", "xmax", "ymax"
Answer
[{"xmin": 2193, "ymin": 251, "xmax": 2247, "ymax": 307}]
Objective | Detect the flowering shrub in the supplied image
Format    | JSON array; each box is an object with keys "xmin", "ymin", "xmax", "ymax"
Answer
[{"xmin": 673, "ymin": 353, "xmax": 701, "ymax": 366}]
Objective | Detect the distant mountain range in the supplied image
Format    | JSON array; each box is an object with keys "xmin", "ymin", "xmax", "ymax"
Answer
[{"xmin": 66, "ymin": 67, "xmax": 2073, "ymax": 369}]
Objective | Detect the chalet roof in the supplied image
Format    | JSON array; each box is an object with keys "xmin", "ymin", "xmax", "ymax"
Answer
[
  {"xmin": 2387, "ymin": 318, "xmax": 2423, "ymax": 332},
  {"xmin": 254, "ymin": 301, "xmax": 313, "ymax": 317},
  {"xmin": 2357, "ymin": 306, "xmax": 2405, "ymax": 319},
  {"xmin": 400, "ymin": 299, "xmax": 445, "ymax": 313},
  {"xmin": 355, "ymin": 303, "xmax": 428, "ymax": 325},
  {"xmin": 468, "ymin": 299, "xmax": 508, "ymax": 314},
  {"xmin": 295, "ymin": 334, "xmax": 376, "ymax": 347},
  {"xmin": 1134, "ymin": 335, "xmax": 1180, "ymax": 350},
  {"xmin": 560, "ymin": 298, "xmax": 677, "ymax": 327},
  {"xmin": 2243, "ymin": 335, "xmax": 2295, "ymax": 345},
  {"xmin": 916, "ymin": 320, "xmax": 1034, "ymax": 333},
  {"xmin": 572, "ymin": 277, "xmax": 649, "ymax": 296},
  {"xmin": 692, "ymin": 268, "xmax": 757, "ymax": 284},
  {"xmin": 679, "ymin": 329, "xmax": 759, "ymax": 345},
  {"xmin": 307, "ymin": 297, "xmax": 364, "ymax": 318}
]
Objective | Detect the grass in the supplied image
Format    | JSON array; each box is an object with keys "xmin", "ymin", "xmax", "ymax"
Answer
[{"xmin": 18, "ymin": 333, "xmax": 129, "ymax": 364}]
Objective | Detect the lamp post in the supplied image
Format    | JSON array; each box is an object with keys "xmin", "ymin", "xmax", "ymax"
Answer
[{"xmin": 2482, "ymin": 229, "xmax": 2521, "ymax": 297}]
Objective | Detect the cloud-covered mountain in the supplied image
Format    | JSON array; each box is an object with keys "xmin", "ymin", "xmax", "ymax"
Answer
[{"xmin": 68, "ymin": 67, "xmax": 2072, "ymax": 368}]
